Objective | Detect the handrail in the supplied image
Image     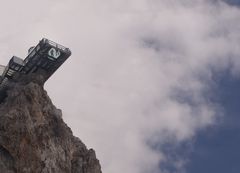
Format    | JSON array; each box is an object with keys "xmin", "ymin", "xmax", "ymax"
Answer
[{"xmin": 44, "ymin": 38, "xmax": 69, "ymax": 52}]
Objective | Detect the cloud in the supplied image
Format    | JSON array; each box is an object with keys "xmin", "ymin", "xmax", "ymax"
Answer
[{"xmin": 1, "ymin": 0, "xmax": 240, "ymax": 173}]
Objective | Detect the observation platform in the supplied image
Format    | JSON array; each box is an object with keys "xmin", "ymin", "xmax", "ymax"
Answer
[{"xmin": 0, "ymin": 38, "xmax": 71, "ymax": 90}]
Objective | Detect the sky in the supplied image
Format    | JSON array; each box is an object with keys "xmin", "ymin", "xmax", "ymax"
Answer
[{"xmin": 0, "ymin": 0, "xmax": 240, "ymax": 173}]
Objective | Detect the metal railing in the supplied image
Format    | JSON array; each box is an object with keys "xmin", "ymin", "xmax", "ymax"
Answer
[{"xmin": 45, "ymin": 38, "xmax": 68, "ymax": 52}]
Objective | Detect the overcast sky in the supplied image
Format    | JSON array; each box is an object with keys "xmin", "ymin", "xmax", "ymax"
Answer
[{"xmin": 0, "ymin": 0, "xmax": 240, "ymax": 173}]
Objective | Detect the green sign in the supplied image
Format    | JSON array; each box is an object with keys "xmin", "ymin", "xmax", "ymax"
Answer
[{"xmin": 48, "ymin": 48, "xmax": 61, "ymax": 59}]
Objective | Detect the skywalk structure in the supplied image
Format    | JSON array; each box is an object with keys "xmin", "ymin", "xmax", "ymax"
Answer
[{"xmin": 0, "ymin": 38, "xmax": 71, "ymax": 94}]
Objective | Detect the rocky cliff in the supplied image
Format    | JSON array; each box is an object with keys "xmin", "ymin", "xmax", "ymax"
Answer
[{"xmin": 0, "ymin": 74, "xmax": 102, "ymax": 173}]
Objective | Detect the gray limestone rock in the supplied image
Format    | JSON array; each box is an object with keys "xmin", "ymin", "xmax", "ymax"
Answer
[{"xmin": 0, "ymin": 74, "xmax": 102, "ymax": 173}]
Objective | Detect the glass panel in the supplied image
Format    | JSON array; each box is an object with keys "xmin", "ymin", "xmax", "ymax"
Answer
[{"xmin": 36, "ymin": 45, "xmax": 40, "ymax": 51}]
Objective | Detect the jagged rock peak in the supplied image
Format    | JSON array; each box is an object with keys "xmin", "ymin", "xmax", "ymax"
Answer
[{"xmin": 0, "ymin": 74, "xmax": 102, "ymax": 173}]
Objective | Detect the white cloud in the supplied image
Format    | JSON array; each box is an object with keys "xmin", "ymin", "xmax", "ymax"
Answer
[{"xmin": 0, "ymin": 0, "xmax": 240, "ymax": 173}]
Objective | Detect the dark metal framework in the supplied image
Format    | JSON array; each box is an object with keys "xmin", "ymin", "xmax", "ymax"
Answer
[{"xmin": 0, "ymin": 38, "xmax": 71, "ymax": 88}]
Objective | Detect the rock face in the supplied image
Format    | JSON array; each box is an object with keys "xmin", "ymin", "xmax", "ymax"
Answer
[{"xmin": 0, "ymin": 74, "xmax": 102, "ymax": 173}]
